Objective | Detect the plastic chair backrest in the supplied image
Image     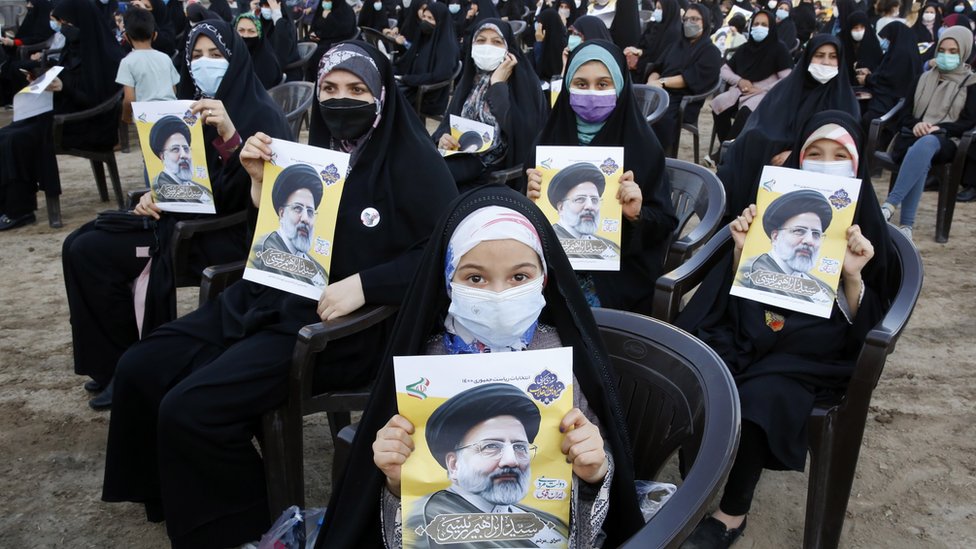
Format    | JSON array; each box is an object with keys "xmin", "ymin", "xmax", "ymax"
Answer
[
  {"xmin": 632, "ymin": 84, "xmax": 670, "ymax": 125},
  {"xmin": 508, "ymin": 19, "xmax": 527, "ymax": 37},
  {"xmin": 268, "ymin": 82, "xmax": 316, "ymax": 140},
  {"xmin": 663, "ymin": 158, "xmax": 727, "ymax": 272}
]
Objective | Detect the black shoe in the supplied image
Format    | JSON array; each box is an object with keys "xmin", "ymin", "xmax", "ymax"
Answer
[
  {"xmin": 84, "ymin": 379, "xmax": 105, "ymax": 393},
  {"xmin": 681, "ymin": 515, "xmax": 747, "ymax": 549},
  {"xmin": 957, "ymin": 187, "xmax": 976, "ymax": 203},
  {"xmin": 0, "ymin": 212, "xmax": 36, "ymax": 231},
  {"xmin": 88, "ymin": 379, "xmax": 114, "ymax": 411}
]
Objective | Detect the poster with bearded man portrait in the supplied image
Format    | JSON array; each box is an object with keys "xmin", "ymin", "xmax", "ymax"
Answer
[
  {"xmin": 132, "ymin": 101, "xmax": 215, "ymax": 214},
  {"xmin": 394, "ymin": 348, "xmax": 574, "ymax": 548},
  {"xmin": 534, "ymin": 146, "xmax": 624, "ymax": 271},
  {"xmin": 243, "ymin": 138, "xmax": 349, "ymax": 300},
  {"xmin": 731, "ymin": 166, "xmax": 862, "ymax": 318}
]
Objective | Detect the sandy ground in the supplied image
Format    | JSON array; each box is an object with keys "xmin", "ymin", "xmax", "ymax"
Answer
[{"xmin": 1, "ymin": 104, "xmax": 974, "ymax": 549}]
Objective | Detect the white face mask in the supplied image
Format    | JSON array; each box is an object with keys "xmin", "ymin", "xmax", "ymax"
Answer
[
  {"xmin": 767, "ymin": 0, "xmax": 776, "ymax": 8},
  {"xmin": 558, "ymin": 7, "xmax": 571, "ymax": 18},
  {"xmin": 850, "ymin": 29, "xmax": 864, "ymax": 41},
  {"xmin": 446, "ymin": 277, "xmax": 546, "ymax": 351},
  {"xmin": 922, "ymin": 12, "xmax": 936, "ymax": 22},
  {"xmin": 471, "ymin": 44, "xmax": 507, "ymax": 71},
  {"xmin": 807, "ymin": 62, "xmax": 838, "ymax": 84},
  {"xmin": 802, "ymin": 158, "xmax": 855, "ymax": 177},
  {"xmin": 652, "ymin": 8, "xmax": 662, "ymax": 20}
]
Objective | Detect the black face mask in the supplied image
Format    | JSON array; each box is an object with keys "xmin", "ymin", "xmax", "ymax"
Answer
[
  {"xmin": 419, "ymin": 20, "xmax": 435, "ymax": 35},
  {"xmin": 319, "ymin": 97, "xmax": 377, "ymax": 140},
  {"xmin": 242, "ymin": 36, "xmax": 261, "ymax": 54}
]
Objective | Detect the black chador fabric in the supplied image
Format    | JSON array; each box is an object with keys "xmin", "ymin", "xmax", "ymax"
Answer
[
  {"xmin": 840, "ymin": 10, "xmax": 882, "ymax": 80},
  {"xmin": 259, "ymin": 5, "xmax": 302, "ymax": 80},
  {"xmin": 434, "ymin": 19, "xmax": 546, "ymax": 186},
  {"xmin": 396, "ymin": 2, "xmax": 460, "ymax": 114},
  {"xmin": 0, "ymin": 0, "xmax": 122, "ymax": 218},
  {"xmin": 101, "ymin": 41, "xmax": 457, "ymax": 548},
  {"xmin": 792, "ymin": 0, "xmax": 817, "ymax": 42},
  {"xmin": 609, "ymin": 0, "xmax": 640, "ymax": 48},
  {"xmin": 95, "ymin": 0, "xmax": 120, "ymax": 32},
  {"xmin": 912, "ymin": 2, "xmax": 942, "ymax": 44},
  {"xmin": 209, "ymin": 0, "xmax": 235, "ymax": 21},
  {"xmin": 862, "ymin": 22, "xmax": 921, "ymax": 124},
  {"xmin": 165, "ymin": 0, "xmax": 188, "ymax": 40},
  {"xmin": 358, "ymin": 0, "xmax": 392, "ymax": 31},
  {"xmin": 775, "ymin": 10, "xmax": 798, "ymax": 49},
  {"xmin": 464, "ymin": 0, "xmax": 501, "ymax": 35},
  {"xmin": 535, "ymin": 8, "xmax": 567, "ymax": 82},
  {"xmin": 242, "ymin": 27, "xmax": 284, "ymax": 89},
  {"xmin": 650, "ymin": 3, "xmax": 721, "ymax": 150},
  {"xmin": 147, "ymin": 0, "xmax": 178, "ymax": 54},
  {"xmin": 315, "ymin": 186, "xmax": 646, "ymax": 549},
  {"xmin": 570, "ymin": 14, "xmax": 611, "ymax": 41},
  {"xmin": 718, "ymin": 35, "xmax": 859, "ymax": 219},
  {"xmin": 63, "ymin": 20, "xmax": 290, "ymax": 386},
  {"xmin": 397, "ymin": 0, "xmax": 425, "ymax": 39},
  {"xmin": 530, "ymin": 40, "xmax": 677, "ymax": 314},
  {"xmin": 12, "ymin": 0, "xmax": 55, "ymax": 45},
  {"xmin": 307, "ymin": 0, "xmax": 358, "ymax": 78},
  {"xmin": 676, "ymin": 110, "xmax": 894, "ymax": 471},
  {"xmin": 634, "ymin": 0, "xmax": 681, "ymax": 78},
  {"xmin": 727, "ymin": 11, "xmax": 793, "ymax": 82}
]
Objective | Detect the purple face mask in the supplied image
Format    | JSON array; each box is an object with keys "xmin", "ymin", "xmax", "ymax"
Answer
[{"xmin": 569, "ymin": 89, "xmax": 617, "ymax": 123}]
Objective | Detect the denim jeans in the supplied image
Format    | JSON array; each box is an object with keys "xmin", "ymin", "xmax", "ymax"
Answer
[{"xmin": 886, "ymin": 134, "xmax": 942, "ymax": 227}]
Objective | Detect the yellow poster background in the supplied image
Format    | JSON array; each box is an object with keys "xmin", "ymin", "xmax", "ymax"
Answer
[{"xmin": 132, "ymin": 103, "xmax": 212, "ymax": 205}]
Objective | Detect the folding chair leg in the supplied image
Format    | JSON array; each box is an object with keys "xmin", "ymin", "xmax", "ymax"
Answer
[
  {"xmin": 90, "ymin": 160, "xmax": 109, "ymax": 202},
  {"xmin": 804, "ymin": 415, "xmax": 863, "ymax": 549},
  {"xmin": 45, "ymin": 190, "xmax": 62, "ymax": 228},
  {"xmin": 692, "ymin": 131, "xmax": 700, "ymax": 165},
  {"xmin": 261, "ymin": 406, "xmax": 305, "ymax": 520},
  {"xmin": 936, "ymin": 174, "xmax": 957, "ymax": 243},
  {"xmin": 106, "ymin": 157, "xmax": 125, "ymax": 210}
]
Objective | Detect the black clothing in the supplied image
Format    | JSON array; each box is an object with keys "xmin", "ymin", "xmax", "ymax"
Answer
[
  {"xmin": 102, "ymin": 41, "xmax": 457, "ymax": 548},
  {"xmin": 728, "ymin": 11, "xmax": 793, "ymax": 82},
  {"xmin": 209, "ymin": 0, "xmax": 236, "ymax": 21},
  {"xmin": 0, "ymin": 0, "xmax": 122, "ymax": 218},
  {"xmin": 570, "ymin": 14, "xmax": 611, "ymax": 41},
  {"xmin": 841, "ymin": 10, "xmax": 883, "ymax": 80},
  {"xmin": 15, "ymin": 0, "xmax": 56, "ymax": 46},
  {"xmin": 245, "ymin": 33, "xmax": 285, "ymax": 89},
  {"xmin": 165, "ymin": 0, "xmax": 188, "ymax": 41},
  {"xmin": 792, "ymin": 1, "xmax": 817, "ymax": 43},
  {"xmin": 718, "ymin": 34, "xmax": 859, "ymax": 218},
  {"xmin": 531, "ymin": 40, "xmax": 677, "ymax": 314},
  {"xmin": 147, "ymin": 0, "xmax": 178, "ymax": 54},
  {"xmin": 463, "ymin": 0, "xmax": 501, "ymax": 35},
  {"xmin": 861, "ymin": 21, "xmax": 920, "ymax": 129},
  {"xmin": 535, "ymin": 8, "xmax": 568, "ymax": 82},
  {"xmin": 306, "ymin": 0, "xmax": 358, "ymax": 79},
  {"xmin": 776, "ymin": 13, "xmax": 798, "ymax": 50},
  {"xmin": 396, "ymin": 1, "xmax": 460, "ymax": 115},
  {"xmin": 315, "ymin": 185, "xmax": 646, "ymax": 549},
  {"xmin": 65, "ymin": 20, "xmax": 290, "ymax": 388},
  {"xmin": 648, "ymin": 3, "xmax": 722, "ymax": 151},
  {"xmin": 609, "ymin": 0, "xmax": 641, "ymax": 48},
  {"xmin": 260, "ymin": 8, "xmax": 302, "ymax": 82},
  {"xmin": 359, "ymin": 1, "xmax": 392, "ymax": 31},
  {"xmin": 633, "ymin": 0, "xmax": 682, "ymax": 79},
  {"xmin": 434, "ymin": 18, "xmax": 546, "ymax": 189},
  {"xmin": 912, "ymin": 3, "xmax": 942, "ymax": 43}
]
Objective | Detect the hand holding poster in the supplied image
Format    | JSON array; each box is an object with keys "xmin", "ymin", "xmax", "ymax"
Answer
[
  {"xmin": 534, "ymin": 146, "xmax": 624, "ymax": 271},
  {"xmin": 243, "ymin": 138, "xmax": 350, "ymax": 300},
  {"xmin": 132, "ymin": 100, "xmax": 215, "ymax": 214},
  {"xmin": 730, "ymin": 165, "xmax": 862, "ymax": 318},
  {"xmin": 12, "ymin": 65, "xmax": 63, "ymax": 122},
  {"xmin": 395, "ymin": 348, "xmax": 574, "ymax": 549},
  {"xmin": 439, "ymin": 115, "xmax": 496, "ymax": 157}
]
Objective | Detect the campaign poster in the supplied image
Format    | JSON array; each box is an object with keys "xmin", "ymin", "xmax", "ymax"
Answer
[
  {"xmin": 12, "ymin": 65, "xmax": 63, "ymax": 122},
  {"xmin": 440, "ymin": 115, "xmax": 496, "ymax": 157},
  {"xmin": 242, "ymin": 138, "xmax": 349, "ymax": 300},
  {"xmin": 395, "ymin": 347, "xmax": 574, "ymax": 549},
  {"xmin": 132, "ymin": 100, "xmax": 215, "ymax": 214},
  {"xmin": 587, "ymin": 0, "xmax": 616, "ymax": 26},
  {"xmin": 534, "ymin": 146, "xmax": 624, "ymax": 271},
  {"xmin": 730, "ymin": 165, "xmax": 862, "ymax": 318}
]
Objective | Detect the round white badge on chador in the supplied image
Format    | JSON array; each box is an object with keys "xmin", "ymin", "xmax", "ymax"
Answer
[{"xmin": 361, "ymin": 207, "xmax": 380, "ymax": 227}]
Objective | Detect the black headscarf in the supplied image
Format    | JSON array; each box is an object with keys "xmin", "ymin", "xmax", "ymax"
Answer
[
  {"xmin": 728, "ymin": 11, "xmax": 793, "ymax": 81},
  {"xmin": 209, "ymin": 0, "xmax": 235, "ymax": 21},
  {"xmin": 397, "ymin": 0, "xmax": 426, "ymax": 39},
  {"xmin": 840, "ymin": 10, "xmax": 882, "ymax": 80},
  {"xmin": 396, "ymin": 2, "xmax": 460, "ymax": 89},
  {"xmin": 609, "ymin": 0, "xmax": 641, "ymax": 48},
  {"xmin": 145, "ymin": 0, "xmax": 177, "ymax": 54},
  {"xmin": 774, "ymin": 3, "xmax": 798, "ymax": 48},
  {"xmin": 536, "ymin": 8, "xmax": 567, "ymax": 82},
  {"xmin": 51, "ymin": 0, "xmax": 123, "ymax": 112},
  {"xmin": 315, "ymin": 186, "xmax": 644, "ymax": 549},
  {"xmin": 718, "ymin": 34, "xmax": 859, "ymax": 218},
  {"xmin": 531, "ymin": 40, "xmax": 677, "ymax": 314},
  {"xmin": 635, "ymin": 0, "xmax": 682, "ymax": 78},
  {"xmin": 15, "ymin": 0, "xmax": 55, "ymax": 45},
  {"xmin": 792, "ymin": 0, "xmax": 817, "ymax": 42},
  {"xmin": 358, "ymin": 0, "xmax": 392, "ymax": 30},
  {"xmin": 652, "ymin": 4, "xmax": 722, "ymax": 96},
  {"xmin": 866, "ymin": 22, "xmax": 921, "ymax": 113},
  {"xmin": 436, "ymin": 19, "xmax": 546, "ymax": 177},
  {"xmin": 571, "ymin": 14, "xmax": 611, "ymax": 41},
  {"xmin": 165, "ymin": 0, "xmax": 188, "ymax": 37}
]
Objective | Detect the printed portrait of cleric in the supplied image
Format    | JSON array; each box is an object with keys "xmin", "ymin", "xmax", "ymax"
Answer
[
  {"xmin": 407, "ymin": 383, "xmax": 569, "ymax": 548},
  {"xmin": 737, "ymin": 189, "xmax": 837, "ymax": 303},
  {"xmin": 148, "ymin": 115, "xmax": 212, "ymax": 203},
  {"xmin": 547, "ymin": 162, "xmax": 620, "ymax": 260},
  {"xmin": 249, "ymin": 163, "xmax": 329, "ymax": 287}
]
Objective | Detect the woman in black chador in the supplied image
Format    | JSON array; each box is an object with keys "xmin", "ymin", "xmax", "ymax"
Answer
[
  {"xmin": 314, "ymin": 185, "xmax": 645, "ymax": 548},
  {"xmin": 395, "ymin": 1, "xmax": 460, "ymax": 115},
  {"xmin": 100, "ymin": 41, "xmax": 458, "ymax": 548}
]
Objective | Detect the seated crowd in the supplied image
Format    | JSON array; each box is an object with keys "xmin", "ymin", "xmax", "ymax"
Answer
[{"xmin": 0, "ymin": 0, "xmax": 962, "ymax": 547}]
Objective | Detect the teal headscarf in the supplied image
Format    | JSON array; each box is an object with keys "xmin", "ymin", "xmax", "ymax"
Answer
[
  {"xmin": 564, "ymin": 43, "xmax": 624, "ymax": 145},
  {"xmin": 234, "ymin": 12, "xmax": 263, "ymax": 36}
]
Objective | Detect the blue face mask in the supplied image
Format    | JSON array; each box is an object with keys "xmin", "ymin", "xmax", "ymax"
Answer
[
  {"xmin": 448, "ymin": 2, "xmax": 460, "ymax": 12},
  {"xmin": 567, "ymin": 34, "xmax": 582, "ymax": 50},
  {"xmin": 776, "ymin": 8, "xmax": 789, "ymax": 19},
  {"xmin": 50, "ymin": 19, "xmax": 61, "ymax": 32},
  {"xmin": 322, "ymin": 1, "xmax": 332, "ymax": 9},
  {"xmin": 191, "ymin": 57, "xmax": 230, "ymax": 97},
  {"xmin": 652, "ymin": 8, "xmax": 662, "ymax": 20},
  {"xmin": 879, "ymin": 37, "xmax": 890, "ymax": 54},
  {"xmin": 260, "ymin": 7, "xmax": 272, "ymax": 18},
  {"xmin": 937, "ymin": 52, "xmax": 962, "ymax": 71},
  {"xmin": 161, "ymin": 0, "xmax": 170, "ymax": 5},
  {"xmin": 955, "ymin": 4, "xmax": 965, "ymax": 12},
  {"xmin": 375, "ymin": 1, "xmax": 385, "ymax": 9},
  {"xmin": 750, "ymin": 25, "xmax": 769, "ymax": 42}
]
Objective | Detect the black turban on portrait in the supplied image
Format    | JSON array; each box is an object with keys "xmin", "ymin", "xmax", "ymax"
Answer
[
  {"xmin": 271, "ymin": 163, "xmax": 324, "ymax": 211},
  {"xmin": 546, "ymin": 162, "xmax": 606, "ymax": 208},
  {"xmin": 149, "ymin": 116, "xmax": 192, "ymax": 156},
  {"xmin": 762, "ymin": 189, "xmax": 833, "ymax": 237},
  {"xmin": 425, "ymin": 383, "xmax": 542, "ymax": 469},
  {"xmin": 457, "ymin": 131, "xmax": 485, "ymax": 152}
]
